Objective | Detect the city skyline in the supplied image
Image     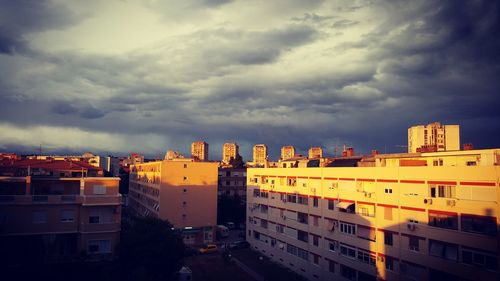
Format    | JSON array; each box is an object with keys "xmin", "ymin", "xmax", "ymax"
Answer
[{"xmin": 1, "ymin": 1, "xmax": 499, "ymax": 160}]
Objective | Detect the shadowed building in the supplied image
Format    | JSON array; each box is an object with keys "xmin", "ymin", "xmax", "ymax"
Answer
[
  {"xmin": 0, "ymin": 174, "xmax": 121, "ymax": 264},
  {"xmin": 408, "ymin": 122, "xmax": 460, "ymax": 153},
  {"xmin": 191, "ymin": 141, "xmax": 209, "ymax": 161},
  {"xmin": 222, "ymin": 143, "xmax": 239, "ymax": 164},
  {"xmin": 129, "ymin": 159, "xmax": 218, "ymax": 246},
  {"xmin": 246, "ymin": 148, "xmax": 499, "ymax": 281}
]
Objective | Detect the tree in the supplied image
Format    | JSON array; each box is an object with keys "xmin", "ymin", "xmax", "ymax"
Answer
[
  {"xmin": 228, "ymin": 154, "xmax": 245, "ymax": 168},
  {"xmin": 116, "ymin": 217, "xmax": 185, "ymax": 281}
]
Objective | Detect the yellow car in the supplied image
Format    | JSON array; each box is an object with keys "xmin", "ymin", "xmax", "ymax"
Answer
[{"xmin": 198, "ymin": 244, "xmax": 218, "ymax": 254}]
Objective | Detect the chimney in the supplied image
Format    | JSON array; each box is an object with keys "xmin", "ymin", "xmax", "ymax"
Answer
[{"xmin": 463, "ymin": 143, "xmax": 474, "ymax": 151}]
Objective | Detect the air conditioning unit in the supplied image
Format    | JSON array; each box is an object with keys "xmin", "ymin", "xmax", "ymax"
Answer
[
  {"xmin": 270, "ymin": 184, "xmax": 275, "ymax": 188},
  {"xmin": 333, "ymin": 221, "xmax": 339, "ymax": 227},
  {"xmin": 364, "ymin": 192, "xmax": 372, "ymax": 198},
  {"xmin": 310, "ymin": 188, "xmax": 316, "ymax": 193},
  {"xmin": 281, "ymin": 215, "xmax": 287, "ymax": 220},
  {"xmin": 423, "ymin": 198, "xmax": 432, "ymax": 204},
  {"xmin": 377, "ymin": 256, "xmax": 385, "ymax": 262},
  {"xmin": 446, "ymin": 200, "xmax": 456, "ymax": 207},
  {"xmin": 407, "ymin": 223, "xmax": 416, "ymax": 231}
]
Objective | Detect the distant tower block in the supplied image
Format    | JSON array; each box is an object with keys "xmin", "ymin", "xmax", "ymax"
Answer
[
  {"xmin": 253, "ymin": 144, "xmax": 268, "ymax": 165},
  {"xmin": 191, "ymin": 141, "xmax": 209, "ymax": 161},
  {"xmin": 222, "ymin": 143, "xmax": 239, "ymax": 164},
  {"xmin": 408, "ymin": 122, "xmax": 460, "ymax": 153},
  {"xmin": 308, "ymin": 147, "xmax": 323, "ymax": 159},
  {"xmin": 281, "ymin": 146, "xmax": 295, "ymax": 160}
]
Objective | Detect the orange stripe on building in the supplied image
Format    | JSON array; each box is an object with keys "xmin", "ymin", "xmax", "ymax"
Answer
[
  {"xmin": 377, "ymin": 179, "xmax": 398, "ymax": 183},
  {"xmin": 400, "ymin": 180, "xmax": 425, "ymax": 184},
  {"xmin": 357, "ymin": 201, "xmax": 375, "ymax": 206},
  {"xmin": 460, "ymin": 181, "xmax": 496, "ymax": 186},
  {"xmin": 378, "ymin": 203, "xmax": 398, "ymax": 208},
  {"xmin": 339, "ymin": 178, "xmax": 355, "ymax": 181},
  {"xmin": 428, "ymin": 210, "xmax": 458, "ymax": 216},
  {"xmin": 428, "ymin": 180, "xmax": 456, "ymax": 185},
  {"xmin": 324, "ymin": 177, "xmax": 338, "ymax": 180},
  {"xmin": 357, "ymin": 178, "xmax": 375, "ymax": 182},
  {"xmin": 401, "ymin": 206, "xmax": 426, "ymax": 212}
]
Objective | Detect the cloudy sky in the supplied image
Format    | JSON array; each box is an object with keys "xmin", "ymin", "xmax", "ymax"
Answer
[{"xmin": 1, "ymin": 0, "xmax": 499, "ymax": 160}]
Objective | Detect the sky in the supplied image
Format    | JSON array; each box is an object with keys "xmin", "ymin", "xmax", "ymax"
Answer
[{"xmin": 0, "ymin": 0, "xmax": 499, "ymax": 160}]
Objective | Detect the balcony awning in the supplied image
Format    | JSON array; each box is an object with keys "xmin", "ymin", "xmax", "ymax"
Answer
[{"xmin": 337, "ymin": 201, "xmax": 354, "ymax": 210}]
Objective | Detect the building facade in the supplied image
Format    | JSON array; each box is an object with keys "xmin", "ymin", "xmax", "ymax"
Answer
[
  {"xmin": 253, "ymin": 144, "xmax": 268, "ymax": 166},
  {"xmin": 246, "ymin": 149, "xmax": 499, "ymax": 281},
  {"xmin": 0, "ymin": 176, "xmax": 121, "ymax": 264},
  {"xmin": 218, "ymin": 167, "xmax": 247, "ymax": 199},
  {"xmin": 129, "ymin": 159, "xmax": 218, "ymax": 246},
  {"xmin": 191, "ymin": 141, "xmax": 209, "ymax": 161},
  {"xmin": 281, "ymin": 146, "xmax": 296, "ymax": 161},
  {"xmin": 222, "ymin": 143, "xmax": 239, "ymax": 164},
  {"xmin": 309, "ymin": 147, "xmax": 323, "ymax": 159},
  {"xmin": 408, "ymin": 122, "xmax": 460, "ymax": 153}
]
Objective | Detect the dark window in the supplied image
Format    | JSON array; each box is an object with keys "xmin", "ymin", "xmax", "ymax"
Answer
[
  {"xmin": 297, "ymin": 230, "xmax": 308, "ymax": 242},
  {"xmin": 428, "ymin": 212, "xmax": 458, "ymax": 230},
  {"xmin": 384, "ymin": 232, "xmax": 393, "ymax": 246},
  {"xmin": 89, "ymin": 216, "xmax": 99, "ymax": 224},
  {"xmin": 461, "ymin": 215, "xmax": 497, "ymax": 236},
  {"xmin": 328, "ymin": 260, "xmax": 335, "ymax": 273},
  {"xmin": 328, "ymin": 199, "xmax": 334, "ymax": 210},
  {"xmin": 340, "ymin": 265, "xmax": 356, "ymax": 281},
  {"xmin": 313, "ymin": 197, "xmax": 319, "ymax": 207},
  {"xmin": 313, "ymin": 235, "xmax": 319, "ymax": 246},
  {"xmin": 409, "ymin": 236, "xmax": 419, "ymax": 251}
]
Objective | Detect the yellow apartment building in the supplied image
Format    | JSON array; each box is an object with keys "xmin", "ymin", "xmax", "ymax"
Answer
[
  {"xmin": 129, "ymin": 159, "xmax": 218, "ymax": 245},
  {"xmin": 191, "ymin": 141, "xmax": 209, "ymax": 161},
  {"xmin": 408, "ymin": 122, "xmax": 460, "ymax": 153},
  {"xmin": 253, "ymin": 144, "xmax": 268, "ymax": 166},
  {"xmin": 309, "ymin": 147, "xmax": 323, "ymax": 159},
  {"xmin": 0, "ymin": 176, "xmax": 121, "ymax": 264},
  {"xmin": 222, "ymin": 143, "xmax": 239, "ymax": 164},
  {"xmin": 281, "ymin": 146, "xmax": 296, "ymax": 160},
  {"xmin": 246, "ymin": 149, "xmax": 499, "ymax": 281}
]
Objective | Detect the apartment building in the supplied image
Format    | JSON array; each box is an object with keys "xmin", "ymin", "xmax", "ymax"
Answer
[
  {"xmin": 281, "ymin": 146, "xmax": 296, "ymax": 161},
  {"xmin": 0, "ymin": 176, "xmax": 121, "ymax": 264},
  {"xmin": 309, "ymin": 147, "xmax": 323, "ymax": 159},
  {"xmin": 253, "ymin": 144, "xmax": 268, "ymax": 166},
  {"xmin": 218, "ymin": 167, "xmax": 247, "ymax": 199},
  {"xmin": 191, "ymin": 141, "xmax": 209, "ymax": 161},
  {"xmin": 408, "ymin": 122, "xmax": 460, "ymax": 153},
  {"xmin": 246, "ymin": 149, "xmax": 499, "ymax": 281},
  {"xmin": 128, "ymin": 159, "xmax": 218, "ymax": 245},
  {"xmin": 222, "ymin": 143, "xmax": 239, "ymax": 164}
]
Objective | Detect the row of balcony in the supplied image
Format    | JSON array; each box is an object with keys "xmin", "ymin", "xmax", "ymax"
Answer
[{"xmin": 0, "ymin": 195, "xmax": 121, "ymax": 205}]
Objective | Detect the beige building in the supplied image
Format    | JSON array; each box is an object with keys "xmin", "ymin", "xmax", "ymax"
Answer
[
  {"xmin": 309, "ymin": 147, "xmax": 323, "ymax": 159},
  {"xmin": 253, "ymin": 144, "xmax": 268, "ymax": 165},
  {"xmin": 222, "ymin": 143, "xmax": 239, "ymax": 164},
  {"xmin": 0, "ymin": 176, "xmax": 121, "ymax": 264},
  {"xmin": 408, "ymin": 122, "xmax": 460, "ymax": 153},
  {"xmin": 191, "ymin": 141, "xmax": 209, "ymax": 161},
  {"xmin": 129, "ymin": 159, "xmax": 218, "ymax": 245},
  {"xmin": 281, "ymin": 145, "xmax": 296, "ymax": 160},
  {"xmin": 246, "ymin": 148, "xmax": 499, "ymax": 281}
]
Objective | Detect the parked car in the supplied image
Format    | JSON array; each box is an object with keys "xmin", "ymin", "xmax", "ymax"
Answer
[
  {"xmin": 226, "ymin": 222, "xmax": 235, "ymax": 230},
  {"xmin": 198, "ymin": 244, "xmax": 218, "ymax": 254},
  {"xmin": 229, "ymin": 240, "xmax": 250, "ymax": 249}
]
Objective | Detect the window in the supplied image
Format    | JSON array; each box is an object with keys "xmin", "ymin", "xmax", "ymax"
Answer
[
  {"xmin": 313, "ymin": 216, "xmax": 319, "ymax": 226},
  {"xmin": 339, "ymin": 222, "xmax": 356, "ymax": 235},
  {"xmin": 297, "ymin": 195, "xmax": 308, "ymax": 205},
  {"xmin": 313, "ymin": 197, "xmax": 319, "ymax": 207},
  {"xmin": 32, "ymin": 210, "xmax": 47, "ymax": 224},
  {"xmin": 297, "ymin": 248, "xmax": 309, "ymax": 261},
  {"xmin": 260, "ymin": 219, "xmax": 268, "ymax": 229},
  {"xmin": 409, "ymin": 236, "xmax": 419, "ymax": 251},
  {"xmin": 461, "ymin": 215, "xmax": 497, "ymax": 236},
  {"xmin": 253, "ymin": 189, "xmax": 260, "ymax": 197},
  {"xmin": 89, "ymin": 208, "xmax": 112, "ymax": 224},
  {"xmin": 313, "ymin": 254, "xmax": 319, "ymax": 265},
  {"xmin": 183, "ymin": 176, "xmax": 188, "ymax": 181},
  {"xmin": 297, "ymin": 230, "xmax": 308, "ymax": 242},
  {"xmin": 385, "ymin": 188, "xmax": 393, "ymax": 194},
  {"xmin": 384, "ymin": 232, "xmax": 393, "ymax": 246},
  {"xmin": 93, "ymin": 185, "xmax": 106, "ymax": 195},
  {"xmin": 183, "ymin": 164, "xmax": 187, "ymax": 168},
  {"xmin": 328, "ymin": 240, "xmax": 337, "ymax": 252},
  {"xmin": 276, "ymin": 225, "xmax": 284, "ymax": 233},
  {"xmin": 286, "ymin": 244, "xmax": 297, "ymax": 256},
  {"xmin": 384, "ymin": 207, "xmax": 393, "ymax": 220},
  {"xmin": 328, "ymin": 199, "xmax": 334, "ymax": 210},
  {"xmin": 357, "ymin": 225, "xmax": 376, "ymax": 241},
  {"xmin": 312, "ymin": 235, "xmax": 319, "ymax": 246},
  {"xmin": 357, "ymin": 203, "xmax": 375, "ymax": 217},
  {"xmin": 183, "ymin": 188, "xmax": 187, "ymax": 193},
  {"xmin": 287, "ymin": 178, "xmax": 297, "ymax": 186},
  {"xmin": 385, "ymin": 256, "xmax": 396, "ymax": 271},
  {"xmin": 340, "ymin": 243, "xmax": 356, "ymax": 259},
  {"xmin": 328, "ymin": 260, "xmax": 335, "ymax": 273},
  {"xmin": 61, "ymin": 210, "xmax": 75, "ymax": 222},
  {"xmin": 429, "ymin": 185, "xmax": 455, "ymax": 198},
  {"xmin": 340, "ymin": 265, "xmax": 356, "ymax": 281},
  {"xmin": 297, "ymin": 212, "xmax": 308, "ymax": 224},
  {"xmin": 429, "ymin": 239, "xmax": 458, "ymax": 261},
  {"xmin": 88, "ymin": 240, "xmax": 111, "ymax": 254},
  {"xmin": 428, "ymin": 212, "xmax": 458, "ymax": 230},
  {"xmin": 286, "ymin": 194, "xmax": 297, "ymax": 203},
  {"xmin": 466, "ymin": 161, "xmax": 477, "ymax": 166},
  {"xmin": 462, "ymin": 247, "xmax": 498, "ymax": 271},
  {"xmin": 357, "ymin": 249, "xmax": 376, "ymax": 266}
]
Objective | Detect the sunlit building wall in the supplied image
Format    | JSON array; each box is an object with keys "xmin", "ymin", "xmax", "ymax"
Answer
[
  {"xmin": 129, "ymin": 159, "xmax": 218, "ymax": 245},
  {"xmin": 0, "ymin": 177, "xmax": 121, "ymax": 263},
  {"xmin": 222, "ymin": 143, "xmax": 239, "ymax": 164},
  {"xmin": 309, "ymin": 147, "xmax": 323, "ymax": 159},
  {"xmin": 281, "ymin": 145, "xmax": 296, "ymax": 161},
  {"xmin": 246, "ymin": 149, "xmax": 499, "ymax": 281},
  {"xmin": 408, "ymin": 122, "xmax": 460, "ymax": 153},
  {"xmin": 191, "ymin": 141, "xmax": 209, "ymax": 161},
  {"xmin": 253, "ymin": 144, "xmax": 268, "ymax": 165}
]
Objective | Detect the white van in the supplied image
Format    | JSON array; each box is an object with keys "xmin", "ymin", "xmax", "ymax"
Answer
[{"xmin": 217, "ymin": 225, "xmax": 229, "ymax": 238}]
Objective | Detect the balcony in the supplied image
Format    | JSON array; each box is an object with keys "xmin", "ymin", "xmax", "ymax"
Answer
[
  {"xmin": 83, "ymin": 195, "xmax": 121, "ymax": 206},
  {"xmin": 0, "ymin": 195, "xmax": 84, "ymax": 205}
]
